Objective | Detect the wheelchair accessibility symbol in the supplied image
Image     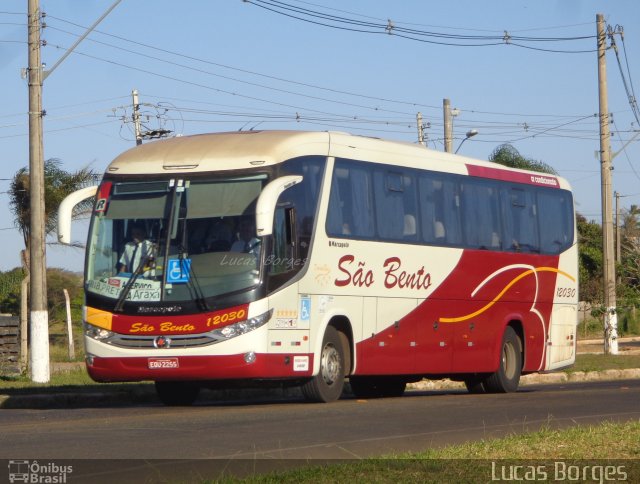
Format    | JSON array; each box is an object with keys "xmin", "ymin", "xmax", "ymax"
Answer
[
  {"xmin": 300, "ymin": 297, "xmax": 311, "ymax": 322},
  {"xmin": 166, "ymin": 258, "xmax": 191, "ymax": 284}
]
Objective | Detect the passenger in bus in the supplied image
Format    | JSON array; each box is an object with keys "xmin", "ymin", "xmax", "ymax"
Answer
[
  {"xmin": 230, "ymin": 217, "xmax": 261, "ymax": 256},
  {"xmin": 403, "ymin": 214, "xmax": 417, "ymax": 239},
  {"xmin": 434, "ymin": 221, "xmax": 446, "ymax": 241},
  {"xmin": 203, "ymin": 221, "xmax": 233, "ymax": 252},
  {"xmin": 117, "ymin": 223, "xmax": 156, "ymax": 276}
]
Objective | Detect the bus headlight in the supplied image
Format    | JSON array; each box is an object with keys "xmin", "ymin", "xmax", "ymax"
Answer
[
  {"xmin": 212, "ymin": 309, "xmax": 273, "ymax": 340},
  {"xmin": 84, "ymin": 323, "xmax": 114, "ymax": 341}
]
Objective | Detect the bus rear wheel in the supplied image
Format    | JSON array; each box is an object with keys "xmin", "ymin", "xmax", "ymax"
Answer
[
  {"xmin": 301, "ymin": 326, "xmax": 346, "ymax": 403},
  {"xmin": 483, "ymin": 326, "xmax": 522, "ymax": 393},
  {"xmin": 155, "ymin": 381, "xmax": 200, "ymax": 406}
]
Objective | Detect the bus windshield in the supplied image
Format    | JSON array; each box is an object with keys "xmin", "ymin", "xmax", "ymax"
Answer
[{"xmin": 86, "ymin": 175, "xmax": 267, "ymax": 305}]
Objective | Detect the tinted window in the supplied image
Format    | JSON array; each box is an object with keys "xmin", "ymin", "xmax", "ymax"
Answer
[
  {"xmin": 327, "ymin": 160, "xmax": 375, "ymax": 238},
  {"xmin": 326, "ymin": 158, "xmax": 573, "ymax": 255},
  {"xmin": 373, "ymin": 170, "xmax": 418, "ymax": 241}
]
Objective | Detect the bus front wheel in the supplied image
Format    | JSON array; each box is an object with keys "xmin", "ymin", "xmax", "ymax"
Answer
[
  {"xmin": 483, "ymin": 326, "xmax": 522, "ymax": 393},
  {"xmin": 301, "ymin": 326, "xmax": 346, "ymax": 403}
]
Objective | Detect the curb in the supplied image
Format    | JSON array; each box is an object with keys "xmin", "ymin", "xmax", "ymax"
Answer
[
  {"xmin": 2, "ymin": 368, "xmax": 639, "ymax": 409},
  {"xmin": 407, "ymin": 368, "xmax": 640, "ymax": 391}
]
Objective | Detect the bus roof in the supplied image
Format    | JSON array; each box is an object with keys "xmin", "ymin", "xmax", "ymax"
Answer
[{"xmin": 106, "ymin": 130, "xmax": 572, "ymax": 190}]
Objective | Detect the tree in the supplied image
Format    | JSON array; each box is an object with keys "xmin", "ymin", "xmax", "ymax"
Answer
[
  {"xmin": 0, "ymin": 267, "xmax": 81, "ymax": 323},
  {"xmin": 577, "ymin": 214, "xmax": 603, "ymax": 303},
  {"xmin": 8, "ymin": 159, "xmax": 97, "ymax": 374},
  {"xmin": 489, "ymin": 144, "xmax": 558, "ymax": 175},
  {"xmin": 0, "ymin": 268, "xmax": 25, "ymax": 315},
  {"xmin": 617, "ymin": 205, "xmax": 640, "ymax": 310},
  {"xmin": 9, "ymin": 158, "xmax": 97, "ymax": 270}
]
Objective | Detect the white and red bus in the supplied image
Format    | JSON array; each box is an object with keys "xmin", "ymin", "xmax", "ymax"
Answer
[{"xmin": 58, "ymin": 131, "xmax": 578, "ymax": 405}]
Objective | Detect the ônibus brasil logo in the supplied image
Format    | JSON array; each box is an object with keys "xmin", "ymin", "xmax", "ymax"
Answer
[{"xmin": 8, "ymin": 460, "xmax": 73, "ymax": 483}]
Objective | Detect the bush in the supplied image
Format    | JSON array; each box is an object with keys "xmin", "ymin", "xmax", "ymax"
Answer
[
  {"xmin": 619, "ymin": 306, "xmax": 640, "ymax": 336},
  {"xmin": 0, "ymin": 268, "xmax": 24, "ymax": 315},
  {"xmin": 0, "ymin": 267, "xmax": 83, "ymax": 324}
]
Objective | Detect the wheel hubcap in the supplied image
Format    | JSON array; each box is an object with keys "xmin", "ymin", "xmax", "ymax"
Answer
[
  {"xmin": 321, "ymin": 343, "xmax": 340, "ymax": 385},
  {"xmin": 502, "ymin": 342, "xmax": 516, "ymax": 379}
]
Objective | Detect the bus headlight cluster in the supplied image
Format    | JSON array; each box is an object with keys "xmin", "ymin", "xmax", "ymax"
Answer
[
  {"xmin": 212, "ymin": 309, "xmax": 273, "ymax": 340},
  {"xmin": 84, "ymin": 323, "xmax": 114, "ymax": 341}
]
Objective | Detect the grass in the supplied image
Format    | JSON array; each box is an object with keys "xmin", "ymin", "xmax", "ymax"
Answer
[
  {"xmin": 569, "ymin": 353, "xmax": 640, "ymax": 373},
  {"xmin": 48, "ymin": 318, "xmax": 84, "ymax": 363},
  {"xmin": 212, "ymin": 420, "xmax": 640, "ymax": 483},
  {"xmin": 0, "ymin": 368, "xmax": 154, "ymax": 393}
]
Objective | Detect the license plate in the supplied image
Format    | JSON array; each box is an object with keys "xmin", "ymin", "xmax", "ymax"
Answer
[{"xmin": 148, "ymin": 358, "xmax": 179, "ymax": 369}]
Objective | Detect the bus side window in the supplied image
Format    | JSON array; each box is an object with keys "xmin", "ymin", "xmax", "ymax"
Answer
[
  {"xmin": 537, "ymin": 190, "xmax": 572, "ymax": 254},
  {"xmin": 374, "ymin": 170, "xmax": 405, "ymax": 240},
  {"xmin": 327, "ymin": 168, "xmax": 346, "ymax": 236},
  {"xmin": 327, "ymin": 161, "xmax": 374, "ymax": 238},
  {"xmin": 419, "ymin": 176, "xmax": 439, "ymax": 243},
  {"xmin": 502, "ymin": 187, "xmax": 540, "ymax": 253}
]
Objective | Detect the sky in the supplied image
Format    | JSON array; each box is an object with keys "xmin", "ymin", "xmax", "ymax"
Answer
[{"xmin": 1, "ymin": 0, "xmax": 639, "ymax": 272}]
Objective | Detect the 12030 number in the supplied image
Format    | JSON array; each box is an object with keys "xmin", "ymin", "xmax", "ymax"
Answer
[{"xmin": 556, "ymin": 287, "xmax": 576, "ymax": 298}]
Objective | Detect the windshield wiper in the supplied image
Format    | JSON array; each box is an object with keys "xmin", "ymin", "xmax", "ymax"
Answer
[
  {"xmin": 175, "ymin": 229, "xmax": 210, "ymax": 311},
  {"xmin": 113, "ymin": 254, "xmax": 154, "ymax": 313}
]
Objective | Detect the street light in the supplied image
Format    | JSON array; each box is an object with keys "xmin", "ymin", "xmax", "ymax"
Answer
[{"xmin": 454, "ymin": 129, "xmax": 478, "ymax": 154}]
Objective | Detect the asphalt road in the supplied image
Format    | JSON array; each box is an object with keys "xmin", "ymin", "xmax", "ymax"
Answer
[
  {"xmin": 3, "ymin": 340, "xmax": 639, "ymax": 482},
  {"xmin": 1, "ymin": 380, "xmax": 638, "ymax": 461}
]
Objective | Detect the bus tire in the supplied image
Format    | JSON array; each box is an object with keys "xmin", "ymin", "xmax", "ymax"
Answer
[
  {"xmin": 483, "ymin": 326, "xmax": 522, "ymax": 393},
  {"xmin": 350, "ymin": 376, "xmax": 407, "ymax": 398},
  {"xmin": 155, "ymin": 381, "xmax": 200, "ymax": 406},
  {"xmin": 301, "ymin": 326, "xmax": 346, "ymax": 403}
]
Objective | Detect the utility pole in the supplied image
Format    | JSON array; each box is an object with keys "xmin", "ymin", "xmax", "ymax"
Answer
[
  {"xmin": 597, "ymin": 13, "xmax": 618, "ymax": 355},
  {"xmin": 443, "ymin": 98, "xmax": 453, "ymax": 153},
  {"xmin": 416, "ymin": 112, "xmax": 425, "ymax": 146},
  {"xmin": 130, "ymin": 89, "xmax": 171, "ymax": 144},
  {"xmin": 27, "ymin": 0, "xmax": 49, "ymax": 382},
  {"xmin": 615, "ymin": 191, "xmax": 621, "ymax": 264},
  {"xmin": 25, "ymin": 0, "xmax": 122, "ymax": 382},
  {"xmin": 132, "ymin": 89, "xmax": 142, "ymax": 146}
]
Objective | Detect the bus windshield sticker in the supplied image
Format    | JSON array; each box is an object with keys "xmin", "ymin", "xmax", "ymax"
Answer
[
  {"xmin": 300, "ymin": 296, "xmax": 311, "ymax": 322},
  {"xmin": 87, "ymin": 277, "xmax": 161, "ymax": 301},
  {"xmin": 318, "ymin": 295, "xmax": 333, "ymax": 314},
  {"xmin": 166, "ymin": 259, "xmax": 192, "ymax": 284}
]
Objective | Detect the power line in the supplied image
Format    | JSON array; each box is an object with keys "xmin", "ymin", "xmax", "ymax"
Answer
[
  {"xmin": 45, "ymin": 25, "xmax": 415, "ymax": 117},
  {"xmin": 45, "ymin": 14, "xmax": 608, "ymax": 123},
  {"xmin": 612, "ymin": 119, "xmax": 640, "ymax": 182},
  {"xmin": 45, "ymin": 16, "xmax": 435, "ymax": 111},
  {"xmin": 245, "ymin": 0, "xmax": 597, "ymax": 52},
  {"xmin": 608, "ymin": 25, "xmax": 640, "ymax": 125},
  {"xmin": 286, "ymin": 0, "xmax": 594, "ymax": 35},
  {"xmin": 33, "ymin": 14, "xmax": 631, "ymax": 149}
]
